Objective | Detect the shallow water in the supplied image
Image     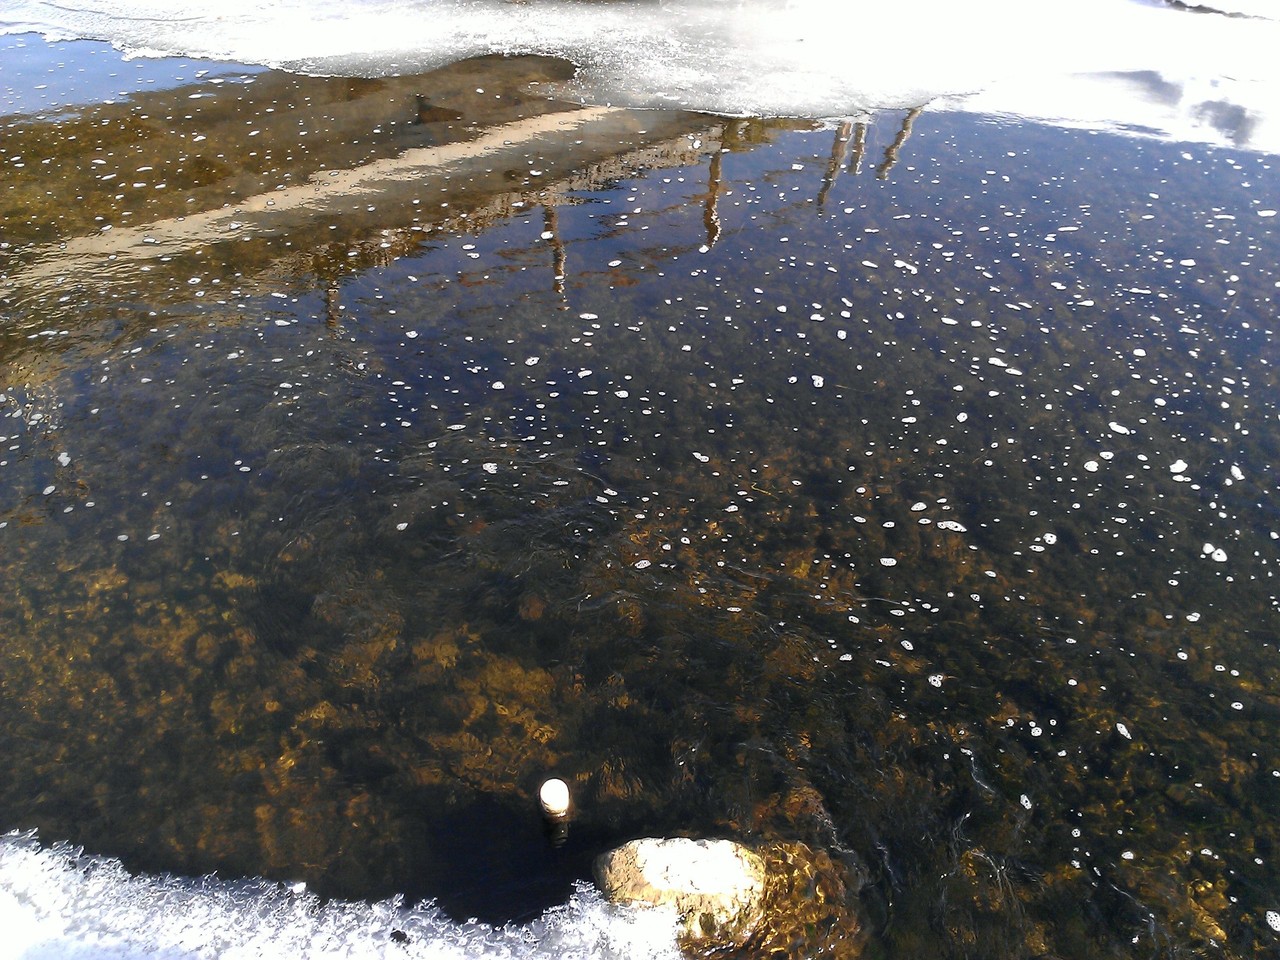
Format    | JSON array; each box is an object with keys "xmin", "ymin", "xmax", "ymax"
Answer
[{"xmin": 3, "ymin": 27, "xmax": 1280, "ymax": 960}]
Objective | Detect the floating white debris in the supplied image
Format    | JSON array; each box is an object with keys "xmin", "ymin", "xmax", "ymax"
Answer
[
  {"xmin": 1043, "ymin": 533, "xmax": 1058, "ymax": 545},
  {"xmin": 538, "ymin": 778, "xmax": 572, "ymax": 819},
  {"xmin": 634, "ymin": 559, "xmax": 652, "ymax": 569},
  {"xmin": 1170, "ymin": 459, "xmax": 1188, "ymax": 473},
  {"xmin": 811, "ymin": 375, "xmax": 824, "ymax": 388},
  {"xmin": 1084, "ymin": 460, "xmax": 1100, "ymax": 472},
  {"xmin": 879, "ymin": 557, "xmax": 897, "ymax": 566},
  {"xmin": 910, "ymin": 502, "xmax": 927, "ymax": 511},
  {"xmin": 1116, "ymin": 722, "xmax": 1132, "ymax": 740},
  {"xmin": 1267, "ymin": 910, "xmax": 1280, "ymax": 932},
  {"xmin": 936, "ymin": 520, "xmax": 968, "ymax": 532},
  {"xmin": 482, "ymin": 462, "xmax": 498, "ymax": 474},
  {"xmin": 1107, "ymin": 422, "xmax": 1131, "ymax": 435}
]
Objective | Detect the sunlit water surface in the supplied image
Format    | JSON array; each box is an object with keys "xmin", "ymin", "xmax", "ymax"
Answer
[{"xmin": 2, "ymin": 27, "xmax": 1280, "ymax": 960}]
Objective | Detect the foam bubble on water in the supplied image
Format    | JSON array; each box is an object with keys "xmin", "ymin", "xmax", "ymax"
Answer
[{"xmin": 0, "ymin": 832, "xmax": 682, "ymax": 960}]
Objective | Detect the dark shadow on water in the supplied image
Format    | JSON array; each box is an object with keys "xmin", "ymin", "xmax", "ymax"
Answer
[{"xmin": 390, "ymin": 792, "xmax": 662, "ymax": 926}]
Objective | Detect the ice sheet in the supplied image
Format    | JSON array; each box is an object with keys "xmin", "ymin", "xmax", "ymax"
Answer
[
  {"xmin": 0, "ymin": 832, "xmax": 682, "ymax": 960},
  {"xmin": 3, "ymin": 0, "xmax": 1280, "ymax": 146}
]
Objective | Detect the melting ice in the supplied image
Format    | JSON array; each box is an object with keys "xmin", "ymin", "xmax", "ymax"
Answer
[
  {"xmin": 2, "ymin": 0, "xmax": 1280, "ymax": 147},
  {"xmin": 0, "ymin": 832, "xmax": 682, "ymax": 960}
]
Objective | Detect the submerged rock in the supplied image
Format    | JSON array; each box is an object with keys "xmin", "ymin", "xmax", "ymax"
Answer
[{"xmin": 593, "ymin": 837, "xmax": 767, "ymax": 948}]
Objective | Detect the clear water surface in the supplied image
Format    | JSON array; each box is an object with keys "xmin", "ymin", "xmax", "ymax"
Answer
[{"xmin": 2, "ymin": 21, "xmax": 1280, "ymax": 960}]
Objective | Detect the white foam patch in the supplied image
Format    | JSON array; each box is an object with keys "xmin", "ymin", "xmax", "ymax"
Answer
[
  {"xmin": 3, "ymin": 0, "xmax": 1280, "ymax": 147},
  {"xmin": 0, "ymin": 831, "xmax": 681, "ymax": 960}
]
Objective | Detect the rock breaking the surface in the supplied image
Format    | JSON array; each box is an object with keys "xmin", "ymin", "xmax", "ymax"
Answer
[
  {"xmin": 594, "ymin": 838, "xmax": 767, "ymax": 947},
  {"xmin": 594, "ymin": 837, "xmax": 866, "ymax": 957}
]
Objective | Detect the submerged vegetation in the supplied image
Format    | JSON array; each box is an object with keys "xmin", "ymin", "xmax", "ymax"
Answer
[{"xmin": 3, "ymin": 40, "xmax": 1280, "ymax": 959}]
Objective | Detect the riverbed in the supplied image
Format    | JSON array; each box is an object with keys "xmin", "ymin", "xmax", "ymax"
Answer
[{"xmin": 2, "ymin": 17, "xmax": 1279, "ymax": 959}]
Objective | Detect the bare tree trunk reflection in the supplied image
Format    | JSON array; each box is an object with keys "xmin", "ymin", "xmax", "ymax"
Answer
[
  {"xmin": 703, "ymin": 132, "xmax": 726, "ymax": 247},
  {"xmin": 848, "ymin": 120, "xmax": 867, "ymax": 176},
  {"xmin": 876, "ymin": 107, "xmax": 922, "ymax": 180},
  {"xmin": 818, "ymin": 121, "xmax": 853, "ymax": 210},
  {"xmin": 543, "ymin": 201, "xmax": 568, "ymax": 306},
  {"xmin": 326, "ymin": 284, "xmax": 342, "ymax": 330}
]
